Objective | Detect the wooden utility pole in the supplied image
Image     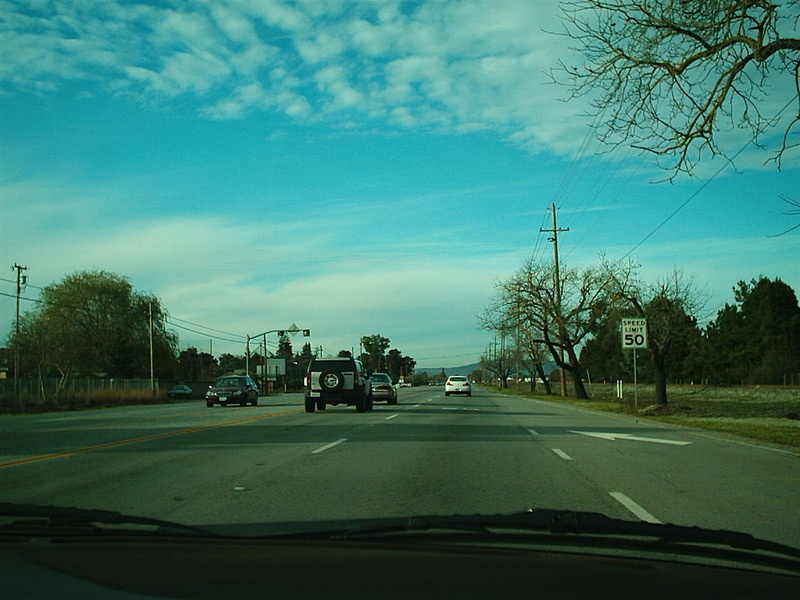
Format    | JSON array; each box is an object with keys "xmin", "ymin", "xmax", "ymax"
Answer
[
  {"xmin": 13, "ymin": 263, "xmax": 28, "ymax": 395},
  {"xmin": 540, "ymin": 205, "xmax": 569, "ymax": 396},
  {"xmin": 149, "ymin": 302, "xmax": 155, "ymax": 394}
]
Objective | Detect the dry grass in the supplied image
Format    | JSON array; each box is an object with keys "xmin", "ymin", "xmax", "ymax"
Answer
[
  {"xmin": 503, "ymin": 382, "xmax": 800, "ymax": 448},
  {"xmin": 0, "ymin": 388, "xmax": 166, "ymax": 414}
]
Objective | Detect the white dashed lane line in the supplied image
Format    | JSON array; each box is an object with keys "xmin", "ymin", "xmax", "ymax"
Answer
[
  {"xmin": 551, "ymin": 448, "xmax": 573, "ymax": 461},
  {"xmin": 311, "ymin": 438, "xmax": 347, "ymax": 454},
  {"xmin": 610, "ymin": 492, "xmax": 661, "ymax": 523}
]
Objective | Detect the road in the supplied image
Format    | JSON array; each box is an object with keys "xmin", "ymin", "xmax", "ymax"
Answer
[{"xmin": 1, "ymin": 385, "xmax": 798, "ymax": 546}]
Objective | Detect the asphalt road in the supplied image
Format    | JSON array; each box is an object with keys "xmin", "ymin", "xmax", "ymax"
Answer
[{"xmin": 1, "ymin": 385, "xmax": 798, "ymax": 546}]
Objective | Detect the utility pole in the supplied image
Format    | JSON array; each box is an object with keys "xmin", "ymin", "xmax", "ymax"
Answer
[
  {"xmin": 540, "ymin": 204, "xmax": 569, "ymax": 396},
  {"xmin": 13, "ymin": 264, "xmax": 28, "ymax": 395},
  {"xmin": 246, "ymin": 335, "xmax": 251, "ymax": 375},
  {"xmin": 148, "ymin": 302, "xmax": 155, "ymax": 394}
]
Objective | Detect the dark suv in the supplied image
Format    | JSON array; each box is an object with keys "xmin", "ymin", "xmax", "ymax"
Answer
[{"xmin": 304, "ymin": 357, "xmax": 373, "ymax": 413}]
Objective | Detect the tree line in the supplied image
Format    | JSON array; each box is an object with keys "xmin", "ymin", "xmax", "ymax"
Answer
[
  {"xmin": 481, "ymin": 256, "xmax": 800, "ymax": 405},
  {"xmin": 3, "ymin": 270, "xmax": 417, "ymax": 395},
  {"xmin": 6, "ymin": 271, "xmax": 178, "ymax": 385},
  {"xmin": 178, "ymin": 333, "xmax": 416, "ymax": 390},
  {"xmin": 355, "ymin": 334, "xmax": 416, "ymax": 383}
]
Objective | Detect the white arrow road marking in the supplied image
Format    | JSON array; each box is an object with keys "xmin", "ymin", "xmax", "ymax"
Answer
[{"xmin": 570, "ymin": 431, "xmax": 690, "ymax": 446}]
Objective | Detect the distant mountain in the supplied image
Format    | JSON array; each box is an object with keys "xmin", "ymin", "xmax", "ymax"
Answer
[
  {"xmin": 415, "ymin": 362, "xmax": 481, "ymax": 377},
  {"xmin": 415, "ymin": 361, "xmax": 558, "ymax": 378}
]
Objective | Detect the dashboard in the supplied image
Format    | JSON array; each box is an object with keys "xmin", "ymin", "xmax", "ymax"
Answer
[{"xmin": 2, "ymin": 536, "xmax": 798, "ymax": 599}]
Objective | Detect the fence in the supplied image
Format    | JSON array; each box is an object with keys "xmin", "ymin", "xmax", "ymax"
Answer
[{"xmin": 0, "ymin": 378, "xmax": 157, "ymax": 408}]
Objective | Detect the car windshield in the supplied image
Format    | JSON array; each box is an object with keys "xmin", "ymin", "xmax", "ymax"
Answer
[{"xmin": 1, "ymin": 0, "xmax": 798, "ymax": 576}]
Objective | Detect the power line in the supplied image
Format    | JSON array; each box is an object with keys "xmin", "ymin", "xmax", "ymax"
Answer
[
  {"xmin": 0, "ymin": 276, "xmax": 44, "ymax": 290},
  {"xmin": 166, "ymin": 315, "xmax": 243, "ymax": 340},
  {"xmin": 0, "ymin": 290, "xmax": 62, "ymax": 308},
  {"xmin": 622, "ymin": 95, "xmax": 796, "ymax": 259},
  {"xmin": 530, "ymin": 207, "xmax": 553, "ymax": 264},
  {"xmin": 165, "ymin": 320, "xmax": 245, "ymax": 346},
  {"xmin": 621, "ymin": 147, "xmax": 749, "ymax": 260}
]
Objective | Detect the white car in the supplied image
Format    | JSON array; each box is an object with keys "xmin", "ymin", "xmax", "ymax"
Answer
[{"xmin": 444, "ymin": 376, "xmax": 472, "ymax": 397}]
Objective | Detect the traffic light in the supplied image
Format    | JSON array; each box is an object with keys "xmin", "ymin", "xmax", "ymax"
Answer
[
  {"xmin": 302, "ymin": 329, "xmax": 311, "ymax": 336},
  {"xmin": 277, "ymin": 330, "xmax": 285, "ymax": 336}
]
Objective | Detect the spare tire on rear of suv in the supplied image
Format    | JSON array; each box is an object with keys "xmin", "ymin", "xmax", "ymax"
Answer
[{"xmin": 320, "ymin": 370, "xmax": 344, "ymax": 391}]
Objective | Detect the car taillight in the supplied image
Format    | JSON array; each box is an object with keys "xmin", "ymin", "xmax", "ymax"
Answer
[{"xmin": 304, "ymin": 372, "xmax": 310, "ymax": 386}]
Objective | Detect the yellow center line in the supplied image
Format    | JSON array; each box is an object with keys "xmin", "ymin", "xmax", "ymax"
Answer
[
  {"xmin": 35, "ymin": 410, "xmax": 239, "ymax": 434},
  {"xmin": 0, "ymin": 408, "xmax": 302, "ymax": 470}
]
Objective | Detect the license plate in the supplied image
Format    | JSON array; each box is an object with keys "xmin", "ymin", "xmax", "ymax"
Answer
[{"xmin": 309, "ymin": 392, "xmax": 320, "ymax": 398}]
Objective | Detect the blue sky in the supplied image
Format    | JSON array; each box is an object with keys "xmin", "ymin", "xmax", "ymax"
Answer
[{"xmin": 1, "ymin": 0, "xmax": 798, "ymax": 368}]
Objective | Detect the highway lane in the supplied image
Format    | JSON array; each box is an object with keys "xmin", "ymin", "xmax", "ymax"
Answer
[{"xmin": 0, "ymin": 386, "xmax": 798, "ymax": 546}]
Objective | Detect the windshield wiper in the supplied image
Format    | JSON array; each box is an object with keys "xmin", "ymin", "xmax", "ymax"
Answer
[
  {"xmin": 274, "ymin": 509, "xmax": 800, "ymax": 570},
  {"xmin": 3, "ymin": 504, "xmax": 798, "ymax": 574},
  {"xmin": 337, "ymin": 509, "xmax": 799, "ymax": 553},
  {"xmin": 0, "ymin": 502, "xmax": 215, "ymax": 537}
]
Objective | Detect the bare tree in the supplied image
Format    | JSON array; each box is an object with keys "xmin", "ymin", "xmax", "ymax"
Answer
[
  {"xmin": 481, "ymin": 344, "xmax": 517, "ymax": 388},
  {"xmin": 555, "ymin": 0, "xmax": 800, "ymax": 177},
  {"xmin": 487, "ymin": 256, "xmax": 632, "ymax": 399},
  {"xmin": 769, "ymin": 194, "xmax": 800, "ymax": 235},
  {"xmin": 517, "ymin": 336, "xmax": 555, "ymax": 394},
  {"xmin": 480, "ymin": 297, "xmax": 553, "ymax": 394}
]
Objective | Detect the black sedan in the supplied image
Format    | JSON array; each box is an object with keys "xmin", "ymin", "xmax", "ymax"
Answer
[{"xmin": 206, "ymin": 375, "xmax": 259, "ymax": 407}]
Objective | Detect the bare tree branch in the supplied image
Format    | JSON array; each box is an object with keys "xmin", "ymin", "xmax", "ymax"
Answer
[{"xmin": 554, "ymin": 0, "xmax": 800, "ymax": 178}]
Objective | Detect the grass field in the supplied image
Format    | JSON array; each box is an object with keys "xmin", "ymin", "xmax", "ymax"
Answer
[{"xmin": 500, "ymin": 382, "xmax": 800, "ymax": 449}]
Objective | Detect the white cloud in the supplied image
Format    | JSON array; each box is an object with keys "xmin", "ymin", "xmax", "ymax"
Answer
[
  {"xmin": 0, "ymin": 0, "xmax": 593, "ymax": 159},
  {"xmin": 1, "ymin": 191, "xmax": 515, "ymax": 364}
]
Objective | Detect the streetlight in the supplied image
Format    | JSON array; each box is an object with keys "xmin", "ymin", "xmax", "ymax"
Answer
[{"xmin": 246, "ymin": 326, "xmax": 311, "ymax": 394}]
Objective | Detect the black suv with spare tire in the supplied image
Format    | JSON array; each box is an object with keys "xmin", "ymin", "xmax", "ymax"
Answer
[{"xmin": 304, "ymin": 357, "xmax": 373, "ymax": 413}]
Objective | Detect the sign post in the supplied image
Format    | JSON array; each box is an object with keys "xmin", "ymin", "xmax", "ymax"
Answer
[{"xmin": 621, "ymin": 318, "xmax": 647, "ymax": 408}]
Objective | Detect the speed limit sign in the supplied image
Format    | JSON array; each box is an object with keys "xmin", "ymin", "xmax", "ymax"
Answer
[{"xmin": 621, "ymin": 318, "xmax": 647, "ymax": 349}]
